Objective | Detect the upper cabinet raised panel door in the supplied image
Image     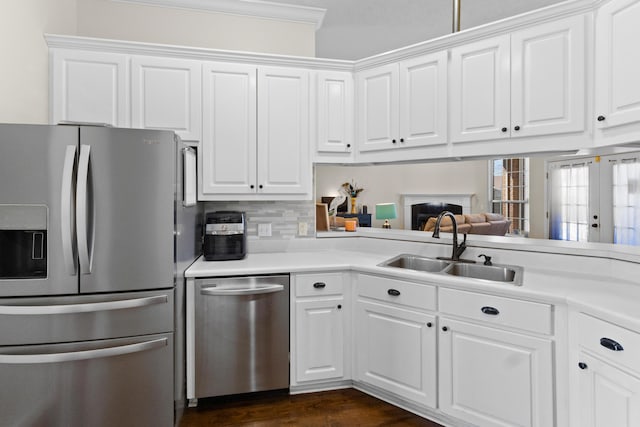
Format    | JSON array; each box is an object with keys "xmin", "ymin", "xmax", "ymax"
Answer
[
  {"xmin": 595, "ymin": 0, "xmax": 640, "ymax": 130},
  {"xmin": 356, "ymin": 64, "xmax": 399, "ymax": 152},
  {"xmin": 399, "ymin": 51, "xmax": 448, "ymax": 147},
  {"xmin": 131, "ymin": 57, "xmax": 202, "ymax": 141},
  {"xmin": 257, "ymin": 66, "xmax": 311, "ymax": 196},
  {"xmin": 315, "ymin": 71, "xmax": 354, "ymax": 155},
  {"xmin": 51, "ymin": 49, "xmax": 128, "ymax": 127},
  {"xmin": 451, "ymin": 15, "xmax": 585, "ymax": 143},
  {"xmin": 450, "ymin": 35, "xmax": 511, "ymax": 143},
  {"xmin": 200, "ymin": 62, "xmax": 257, "ymax": 196},
  {"xmin": 511, "ymin": 15, "xmax": 585, "ymax": 137}
]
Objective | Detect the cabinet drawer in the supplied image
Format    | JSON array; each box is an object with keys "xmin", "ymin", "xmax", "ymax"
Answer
[
  {"xmin": 577, "ymin": 313, "xmax": 640, "ymax": 375},
  {"xmin": 357, "ymin": 274, "xmax": 436, "ymax": 311},
  {"xmin": 439, "ymin": 288, "xmax": 552, "ymax": 335},
  {"xmin": 295, "ymin": 272, "xmax": 344, "ymax": 297}
]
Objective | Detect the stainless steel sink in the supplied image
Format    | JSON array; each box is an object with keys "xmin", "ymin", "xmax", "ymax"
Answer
[
  {"xmin": 378, "ymin": 254, "xmax": 523, "ymax": 286},
  {"xmin": 378, "ymin": 254, "xmax": 451, "ymax": 273},
  {"xmin": 442, "ymin": 263, "xmax": 523, "ymax": 285}
]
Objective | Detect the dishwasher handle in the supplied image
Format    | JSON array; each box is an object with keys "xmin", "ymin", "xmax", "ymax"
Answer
[{"xmin": 200, "ymin": 284, "xmax": 284, "ymax": 296}]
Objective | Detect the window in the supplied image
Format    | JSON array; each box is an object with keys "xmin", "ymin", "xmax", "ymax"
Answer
[
  {"xmin": 612, "ymin": 158, "xmax": 640, "ymax": 245},
  {"xmin": 490, "ymin": 158, "xmax": 529, "ymax": 235}
]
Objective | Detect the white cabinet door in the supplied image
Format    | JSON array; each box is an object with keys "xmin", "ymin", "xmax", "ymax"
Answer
[
  {"xmin": 295, "ymin": 298, "xmax": 345, "ymax": 383},
  {"xmin": 450, "ymin": 35, "xmax": 511, "ymax": 143},
  {"xmin": 439, "ymin": 317, "xmax": 554, "ymax": 427},
  {"xmin": 355, "ymin": 299, "xmax": 436, "ymax": 408},
  {"xmin": 131, "ymin": 56, "xmax": 202, "ymax": 141},
  {"xmin": 51, "ymin": 49, "xmax": 128, "ymax": 126},
  {"xmin": 316, "ymin": 71, "xmax": 354, "ymax": 154},
  {"xmin": 200, "ymin": 62, "xmax": 256, "ymax": 196},
  {"xmin": 511, "ymin": 15, "xmax": 585, "ymax": 137},
  {"xmin": 257, "ymin": 67, "xmax": 311, "ymax": 196},
  {"xmin": 595, "ymin": 0, "xmax": 640, "ymax": 129},
  {"xmin": 577, "ymin": 352, "xmax": 640, "ymax": 427},
  {"xmin": 356, "ymin": 64, "xmax": 399, "ymax": 152},
  {"xmin": 399, "ymin": 51, "xmax": 448, "ymax": 147}
]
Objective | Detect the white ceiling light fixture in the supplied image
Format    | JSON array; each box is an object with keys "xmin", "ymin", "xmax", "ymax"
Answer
[{"xmin": 111, "ymin": 0, "xmax": 327, "ymax": 29}]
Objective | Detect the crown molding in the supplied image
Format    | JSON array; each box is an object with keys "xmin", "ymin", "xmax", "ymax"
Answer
[{"xmin": 111, "ymin": 0, "xmax": 326, "ymax": 29}]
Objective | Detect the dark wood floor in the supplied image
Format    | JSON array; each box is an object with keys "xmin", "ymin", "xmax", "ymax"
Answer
[{"xmin": 180, "ymin": 388, "xmax": 443, "ymax": 427}]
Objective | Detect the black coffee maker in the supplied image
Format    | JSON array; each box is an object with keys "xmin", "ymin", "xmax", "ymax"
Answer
[{"xmin": 203, "ymin": 211, "xmax": 246, "ymax": 261}]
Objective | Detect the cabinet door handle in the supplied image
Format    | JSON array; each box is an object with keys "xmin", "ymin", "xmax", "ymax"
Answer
[
  {"xmin": 600, "ymin": 337, "xmax": 624, "ymax": 351},
  {"xmin": 597, "ymin": 115, "xmax": 606, "ymax": 122},
  {"xmin": 313, "ymin": 282, "xmax": 326, "ymax": 289},
  {"xmin": 481, "ymin": 306, "xmax": 500, "ymax": 315},
  {"xmin": 578, "ymin": 362, "xmax": 588, "ymax": 370},
  {"xmin": 387, "ymin": 289, "xmax": 401, "ymax": 296}
]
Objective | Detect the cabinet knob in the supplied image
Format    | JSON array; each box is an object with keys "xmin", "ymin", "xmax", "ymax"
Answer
[
  {"xmin": 313, "ymin": 282, "xmax": 326, "ymax": 289},
  {"xmin": 259, "ymin": 184, "xmax": 264, "ymax": 189},
  {"xmin": 426, "ymin": 322, "xmax": 433, "ymax": 328},
  {"xmin": 392, "ymin": 139, "xmax": 397, "ymax": 144},
  {"xmin": 597, "ymin": 115, "xmax": 606, "ymax": 122},
  {"xmin": 442, "ymin": 326, "xmax": 448, "ymax": 332},
  {"xmin": 346, "ymin": 144, "xmax": 351, "ymax": 148},
  {"xmin": 481, "ymin": 306, "xmax": 500, "ymax": 316},
  {"xmin": 337, "ymin": 304, "xmax": 342, "ymax": 310},
  {"xmin": 387, "ymin": 289, "xmax": 401, "ymax": 296},
  {"xmin": 400, "ymin": 138, "xmax": 405, "ymax": 143},
  {"xmin": 501, "ymin": 127, "xmax": 508, "ymax": 132},
  {"xmin": 514, "ymin": 125, "xmax": 521, "ymax": 131},
  {"xmin": 578, "ymin": 362, "xmax": 588, "ymax": 370},
  {"xmin": 600, "ymin": 337, "xmax": 624, "ymax": 351}
]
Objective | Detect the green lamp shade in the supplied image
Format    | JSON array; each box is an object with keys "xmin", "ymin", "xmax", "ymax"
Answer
[{"xmin": 375, "ymin": 203, "xmax": 397, "ymax": 220}]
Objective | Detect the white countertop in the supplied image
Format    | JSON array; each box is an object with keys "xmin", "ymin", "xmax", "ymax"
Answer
[{"xmin": 186, "ymin": 239, "xmax": 640, "ymax": 332}]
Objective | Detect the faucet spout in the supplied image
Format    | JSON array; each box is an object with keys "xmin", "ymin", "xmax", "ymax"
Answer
[{"xmin": 432, "ymin": 211, "xmax": 467, "ymax": 261}]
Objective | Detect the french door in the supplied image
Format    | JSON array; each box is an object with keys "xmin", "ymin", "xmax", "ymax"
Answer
[{"xmin": 548, "ymin": 152, "xmax": 640, "ymax": 245}]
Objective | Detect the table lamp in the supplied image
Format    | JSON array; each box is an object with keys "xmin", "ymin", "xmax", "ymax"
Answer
[{"xmin": 375, "ymin": 203, "xmax": 397, "ymax": 229}]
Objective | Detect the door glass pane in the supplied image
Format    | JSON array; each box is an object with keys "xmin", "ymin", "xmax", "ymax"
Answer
[
  {"xmin": 612, "ymin": 160, "xmax": 640, "ymax": 245},
  {"xmin": 549, "ymin": 162, "xmax": 590, "ymax": 242}
]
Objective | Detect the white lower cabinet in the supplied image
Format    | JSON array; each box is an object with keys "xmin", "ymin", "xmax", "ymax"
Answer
[
  {"xmin": 354, "ymin": 274, "xmax": 437, "ymax": 408},
  {"xmin": 292, "ymin": 272, "xmax": 348, "ymax": 385},
  {"xmin": 438, "ymin": 317, "xmax": 554, "ymax": 427}
]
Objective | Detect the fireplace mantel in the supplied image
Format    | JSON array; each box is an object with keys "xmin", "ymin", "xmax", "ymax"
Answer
[{"xmin": 401, "ymin": 193, "xmax": 474, "ymax": 230}]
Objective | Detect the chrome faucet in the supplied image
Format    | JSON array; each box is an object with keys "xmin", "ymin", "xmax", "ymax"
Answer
[{"xmin": 432, "ymin": 211, "xmax": 468, "ymax": 262}]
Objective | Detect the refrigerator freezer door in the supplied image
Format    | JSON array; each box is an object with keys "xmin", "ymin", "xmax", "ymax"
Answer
[
  {"xmin": 78, "ymin": 127, "xmax": 175, "ymax": 293},
  {"xmin": 0, "ymin": 124, "xmax": 79, "ymax": 297}
]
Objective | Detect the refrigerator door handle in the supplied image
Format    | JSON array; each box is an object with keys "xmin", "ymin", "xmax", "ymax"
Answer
[
  {"xmin": 76, "ymin": 144, "xmax": 94, "ymax": 274},
  {"xmin": 0, "ymin": 294, "xmax": 168, "ymax": 315},
  {"xmin": 0, "ymin": 337, "xmax": 167, "ymax": 364},
  {"xmin": 61, "ymin": 145, "xmax": 77, "ymax": 275}
]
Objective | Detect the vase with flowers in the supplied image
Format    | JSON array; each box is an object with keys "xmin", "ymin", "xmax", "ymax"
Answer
[{"xmin": 342, "ymin": 181, "xmax": 364, "ymax": 214}]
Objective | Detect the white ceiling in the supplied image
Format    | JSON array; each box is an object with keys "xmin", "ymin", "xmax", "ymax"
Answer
[{"xmin": 274, "ymin": 0, "xmax": 567, "ymax": 60}]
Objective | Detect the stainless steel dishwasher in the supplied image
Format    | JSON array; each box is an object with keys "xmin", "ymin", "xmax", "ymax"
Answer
[{"xmin": 193, "ymin": 275, "xmax": 290, "ymax": 399}]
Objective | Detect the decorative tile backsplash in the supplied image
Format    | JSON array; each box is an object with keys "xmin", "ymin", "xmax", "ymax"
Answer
[{"xmin": 203, "ymin": 200, "xmax": 315, "ymax": 240}]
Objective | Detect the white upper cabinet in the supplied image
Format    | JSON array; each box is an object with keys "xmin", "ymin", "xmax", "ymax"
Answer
[
  {"xmin": 257, "ymin": 66, "xmax": 310, "ymax": 197},
  {"xmin": 51, "ymin": 49, "xmax": 129, "ymax": 127},
  {"xmin": 314, "ymin": 71, "xmax": 354, "ymax": 160},
  {"xmin": 200, "ymin": 62, "xmax": 257, "ymax": 196},
  {"xmin": 356, "ymin": 64, "xmax": 399, "ymax": 152},
  {"xmin": 450, "ymin": 15, "xmax": 585, "ymax": 143},
  {"xmin": 399, "ymin": 51, "xmax": 448, "ymax": 147},
  {"xmin": 357, "ymin": 51, "xmax": 448, "ymax": 155},
  {"xmin": 131, "ymin": 57, "xmax": 202, "ymax": 141},
  {"xmin": 200, "ymin": 64, "xmax": 310, "ymax": 200},
  {"xmin": 450, "ymin": 35, "xmax": 511, "ymax": 143},
  {"xmin": 595, "ymin": 0, "xmax": 640, "ymax": 141}
]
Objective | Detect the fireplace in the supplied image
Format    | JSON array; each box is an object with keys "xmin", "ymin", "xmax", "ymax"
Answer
[
  {"xmin": 401, "ymin": 193, "xmax": 473, "ymax": 230},
  {"xmin": 411, "ymin": 203, "xmax": 463, "ymax": 231}
]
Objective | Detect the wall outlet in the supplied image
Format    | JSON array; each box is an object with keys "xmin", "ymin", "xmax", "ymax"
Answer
[
  {"xmin": 258, "ymin": 223, "xmax": 272, "ymax": 237},
  {"xmin": 298, "ymin": 222, "xmax": 309, "ymax": 236}
]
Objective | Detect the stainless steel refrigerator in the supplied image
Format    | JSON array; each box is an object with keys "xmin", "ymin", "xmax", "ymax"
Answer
[{"xmin": 0, "ymin": 124, "xmax": 199, "ymax": 426}]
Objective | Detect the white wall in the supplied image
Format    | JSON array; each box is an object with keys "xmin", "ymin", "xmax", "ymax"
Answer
[
  {"xmin": 0, "ymin": 0, "xmax": 315, "ymax": 124},
  {"xmin": 0, "ymin": 0, "xmax": 77, "ymax": 124},
  {"xmin": 316, "ymin": 161, "xmax": 489, "ymax": 229}
]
